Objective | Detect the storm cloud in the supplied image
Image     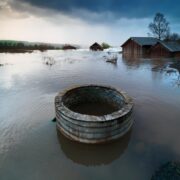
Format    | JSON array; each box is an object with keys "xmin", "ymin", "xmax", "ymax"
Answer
[{"xmin": 17, "ymin": 0, "xmax": 180, "ymax": 20}]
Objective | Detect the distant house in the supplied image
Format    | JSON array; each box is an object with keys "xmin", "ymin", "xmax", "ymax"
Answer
[
  {"xmin": 62, "ymin": 45, "xmax": 77, "ymax": 50},
  {"xmin": 90, "ymin": 42, "xmax": 103, "ymax": 51},
  {"xmin": 150, "ymin": 41, "xmax": 180, "ymax": 57},
  {"xmin": 121, "ymin": 37, "xmax": 158, "ymax": 56}
]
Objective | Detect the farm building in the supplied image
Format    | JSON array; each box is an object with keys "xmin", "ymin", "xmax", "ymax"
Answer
[
  {"xmin": 150, "ymin": 41, "xmax": 180, "ymax": 57},
  {"xmin": 121, "ymin": 37, "xmax": 159, "ymax": 56},
  {"xmin": 90, "ymin": 42, "xmax": 103, "ymax": 51},
  {"xmin": 62, "ymin": 45, "xmax": 77, "ymax": 50}
]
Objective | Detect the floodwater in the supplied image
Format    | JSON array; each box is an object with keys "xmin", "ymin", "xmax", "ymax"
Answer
[{"xmin": 0, "ymin": 49, "xmax": 180, "ymax": 180}]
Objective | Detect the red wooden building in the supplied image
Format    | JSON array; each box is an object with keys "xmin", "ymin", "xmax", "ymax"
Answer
[
  {"xmin": 121, "ymin": 37, "xmax": 158, "ymax": 56},
  {"xmin": 150, "ymin": 41, "xmax": 180, "ymax": 57},
  {"xmin": 90, "ymin": 42, "xmax": 103, "ymax": 51}
]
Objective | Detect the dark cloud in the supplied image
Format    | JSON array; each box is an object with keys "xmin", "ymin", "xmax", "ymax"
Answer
[{"xmin": 17, "ymin": 0, "xmax": 180, "ymax": 20}]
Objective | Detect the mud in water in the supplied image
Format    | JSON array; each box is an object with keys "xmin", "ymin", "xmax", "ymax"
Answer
[{"xmin": 69, "ymin": 102, "xmax": 118, "ymax": 115}]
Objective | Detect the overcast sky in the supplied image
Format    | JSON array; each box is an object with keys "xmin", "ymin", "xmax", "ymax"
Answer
[{"xmin": 0, "ymin": 0, "xmax": 180, "ymax": 46}]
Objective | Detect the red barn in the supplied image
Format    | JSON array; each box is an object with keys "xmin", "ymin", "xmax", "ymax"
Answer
[
  {"xmin": 90, "ymin": 42, "xmax": 103, "ymax": 51},
  {"xmin": 150, "ymin": 41, "xmax": 180, "ymax": 57},
  {"xmin": 121, "ymin": 37, "xmax": 158, "ymax": 56}
]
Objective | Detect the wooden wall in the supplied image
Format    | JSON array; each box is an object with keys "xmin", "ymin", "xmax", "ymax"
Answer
[
  {"xmin": 122, "ymin": 40, "xmax": 142, "ymax": 55},
  {"xmin": 150, "ymin": 43, "xmax": 172, "ymax": 57},
  {"xmin": 174, "ymin": 52, "xmax": 180, "ymax": 57}
]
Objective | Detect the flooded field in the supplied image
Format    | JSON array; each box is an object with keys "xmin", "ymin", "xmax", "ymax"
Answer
[{"xmin": 0, "ymin": 50, "xmax": 180, "ymax": 180}]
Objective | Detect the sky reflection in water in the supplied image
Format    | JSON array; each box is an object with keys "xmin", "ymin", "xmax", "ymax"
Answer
[{"xmin": 0, "ymin": 50, "xmax": 180, "ymax": 180}]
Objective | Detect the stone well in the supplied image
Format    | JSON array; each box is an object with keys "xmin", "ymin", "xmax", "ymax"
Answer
[{"xmin": 55, "ymin": 85, "xmax": 133, "ymax": 144}]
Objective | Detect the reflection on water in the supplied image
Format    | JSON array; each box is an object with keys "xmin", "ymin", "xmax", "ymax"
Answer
[
  {"xmin": 122, "ymin": 54, "xmax": 180, "ymax": 87},
  {"xmin": 0, "ymin": 50, "xmax": 180, "ymax": 180},
  {"xmin": 122, "ymin": 54, "xmax": 142, "ymax": 69},
  {"xmin": 57, "ymin": 130, "xmax": 131, "ymax": 166}
]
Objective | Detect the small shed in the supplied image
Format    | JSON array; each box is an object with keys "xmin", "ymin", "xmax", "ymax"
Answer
[
  {"xmin": 151, "ymin": 41, "xmax": 180, "ymax": 57},
  {"xmin": 62, "ymin": 45, "xmax": 77, "ymax": 50},
  {"xmin": 90, "ymin": 42, "xmax": 103, "ymax": 51},
  {"xmin": 121, "ymin": 37, "xmax": 158, "ymax": 56}
]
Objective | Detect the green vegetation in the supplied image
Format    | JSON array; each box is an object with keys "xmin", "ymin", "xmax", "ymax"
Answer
[
  {"xmin": 0, "ymin": 40, "xmax": 74, "ymax": 52},
  {"xmin": 101, "ymin": 42, "xmax": 111, "ymax": 49}
]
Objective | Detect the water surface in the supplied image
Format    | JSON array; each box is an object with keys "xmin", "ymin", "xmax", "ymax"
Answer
[{"xmin": 0, "ymin": 50, "xmax": 180, "ymax": 180}]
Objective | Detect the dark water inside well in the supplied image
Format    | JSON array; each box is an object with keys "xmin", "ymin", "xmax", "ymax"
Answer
[
  {"xmin": 0, "ymin": 49, "xmax": 180, "ymax": 180},
  {"xmin": 69, "ymin": 102, "xmax": 119, "ymax": 115}
]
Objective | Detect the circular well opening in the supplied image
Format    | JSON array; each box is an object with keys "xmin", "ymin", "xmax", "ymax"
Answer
[{"xmin": 62, "ymin": 86, "xmax": 125, "ymax": 116}]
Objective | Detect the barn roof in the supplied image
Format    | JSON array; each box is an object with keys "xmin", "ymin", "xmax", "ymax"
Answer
[
  {"xmin": 121, "ymin": 37, "xmax": 159, "ymax": 47},
  {"xmin": 90, "ymin": 42, "xmax": 103, "ymax": 51},
  {"xmin": 157, "ymin": 41, "xmax": 180, "ymax": 52},
  {"xmin": 90, "ymin": 42, "xmax": 101, "ymax": 47}
]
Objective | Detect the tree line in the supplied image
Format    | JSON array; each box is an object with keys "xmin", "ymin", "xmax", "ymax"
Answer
[
  {"xmin": 0, "ymin": 41, "xmax": 78, "ymax": 51},
  {"xmin": 0, "ymin": 41, "xmax": 59, "ymax": 51}
]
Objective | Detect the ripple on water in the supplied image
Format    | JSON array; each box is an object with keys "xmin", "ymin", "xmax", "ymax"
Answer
[{"xmin": 0, "ymin": 50, "xmax": 180, "ymax": 180}]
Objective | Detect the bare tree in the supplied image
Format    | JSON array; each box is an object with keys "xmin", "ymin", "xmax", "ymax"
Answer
[
  {"xmin": 149, "ymin": 13, "xmax": 170, "ymax": 40},
  {"xmin": 165, "ymin": 33, "xmax": 180, "ymax": 41}
]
